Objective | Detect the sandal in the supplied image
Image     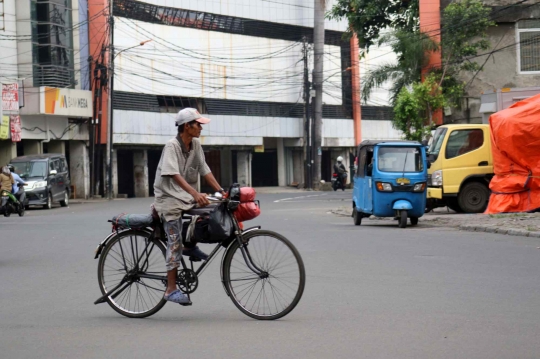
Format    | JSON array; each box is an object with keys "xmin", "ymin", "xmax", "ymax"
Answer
[{"xmin": 164, "ymin": 289, "xmax": 192, "ymax": 306}]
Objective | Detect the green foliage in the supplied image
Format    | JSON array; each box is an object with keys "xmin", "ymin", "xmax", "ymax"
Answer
[
  {"xmin": 393, "ymin": 74, "xmax": 445, "ymax": 141},
  {"xmin": 441, "ymin": 0, "xmax": 495, "ymax": 74},
  {"xmin": 361, "ymin": 30, "xmax": 438, "ymax": 103},
  {"xmin": 327, "ymin": 0, "xmax": 419, "ymax": 50}
]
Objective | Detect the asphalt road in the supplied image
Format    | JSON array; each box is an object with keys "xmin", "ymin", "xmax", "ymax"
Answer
[{"xmin": 2, "ymin": 191, "xmax": 540, "ymax": 359}]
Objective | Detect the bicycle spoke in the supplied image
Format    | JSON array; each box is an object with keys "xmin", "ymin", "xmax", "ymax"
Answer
[
  {"xmin": 99, "ymin": 232, "xmax": 167, "ymax": 317},
  {"xmin": 224, "ymin": 231, "xmax": 305, "ymax": 319}
]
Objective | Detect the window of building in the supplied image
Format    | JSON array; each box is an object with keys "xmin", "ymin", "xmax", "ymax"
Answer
[
  {"xmin": 445, "ymin": 129, "xmax": 484, "ymax": 159},
  {"xmin": 31, "ymin": 0, "xmax": 74, "ymax": 88},
  {"xmin": 517, "ymin": 19, "xmax": 540, "ymax": 73}
]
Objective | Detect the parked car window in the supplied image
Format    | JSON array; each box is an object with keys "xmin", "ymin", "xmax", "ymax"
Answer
[
  {"xmin": 446, "ymin": 129, "xmax": 484, "ymax": 159},
  {"xmin": 12, "ymin": 161, "xmax": 47, "ymax": 179},
  {"xmin": 61, "ymin": 159, "xmax": 68, "ymax": 172}
]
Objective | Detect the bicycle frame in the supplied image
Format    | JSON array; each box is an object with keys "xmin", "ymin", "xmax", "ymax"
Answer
[{"xmin": 95, "ymin": 200, "xmax": 264, "ymax": 304}]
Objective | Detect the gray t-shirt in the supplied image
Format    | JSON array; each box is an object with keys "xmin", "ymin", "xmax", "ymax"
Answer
[{"xmin": 154, "ymin": 137, "xmax": 211, "ymax": 221}]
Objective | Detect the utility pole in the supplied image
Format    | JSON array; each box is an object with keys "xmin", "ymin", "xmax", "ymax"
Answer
[
  {"xmin": 312, "ymin": 0, "xmax": 325, "ymax": 189},
  {"xmin": 302, "ymin": 37, "xmax": 312, "ymax": 189},
  {"xmin": 106, "ymin": 0, "xmax": 114, "ymax": 200}
]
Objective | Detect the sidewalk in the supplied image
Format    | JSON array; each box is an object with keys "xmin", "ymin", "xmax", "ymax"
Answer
[{"xmin": 332, "ymin": 206, "xmax": 540, "ymax": 238}]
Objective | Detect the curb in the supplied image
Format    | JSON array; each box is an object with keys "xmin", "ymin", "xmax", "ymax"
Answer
[{"xmin": 459, "ymin": 224, "xmax": 540, "ymax": 238}]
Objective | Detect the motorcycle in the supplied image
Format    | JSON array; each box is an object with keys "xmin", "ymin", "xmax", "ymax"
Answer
[
  {"xmin": 1, "ymin": 184, "xmax": 26, "ymax": 217},
  {"xmin": 331, "ymin": 172, "xmax": 347, "ymax": 191}
]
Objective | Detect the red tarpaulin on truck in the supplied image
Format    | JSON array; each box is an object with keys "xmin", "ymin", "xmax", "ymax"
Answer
[{"xmin": 485, "ymin": 93, "xmax": 540, "ymax": 214}]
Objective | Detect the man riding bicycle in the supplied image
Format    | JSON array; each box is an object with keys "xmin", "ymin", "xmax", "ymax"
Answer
[{"xmin": 153, "ymin": 108, "xmax": 226, "ymax": 305}]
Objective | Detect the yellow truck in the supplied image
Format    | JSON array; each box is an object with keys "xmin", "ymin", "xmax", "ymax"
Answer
[{"xmin": 426, "ymin": 124, "xmax": 493, "ymax": 213}]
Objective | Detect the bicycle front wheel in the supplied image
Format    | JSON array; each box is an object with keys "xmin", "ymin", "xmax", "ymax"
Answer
[
  {"xmin": 222, "ymin": 230, "xmax": 305, "ymax": 320},
  {"xmin": 97, "ymin": 229, "xmax": 167, "ymax": 318}
]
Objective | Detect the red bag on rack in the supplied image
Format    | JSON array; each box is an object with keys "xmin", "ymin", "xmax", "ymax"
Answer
[{"xmin": 233, "ymin": 187, "xmax": 260, "ymax": 222}]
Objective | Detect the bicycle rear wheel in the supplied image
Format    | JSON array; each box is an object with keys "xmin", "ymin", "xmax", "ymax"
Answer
[
  {"xmin": 222, "ymin": 230, "xmax": 305, "ymax": 320},
  {"xmin": 97, "ymin": 229, "xmax": 167, "ymax": 318}
]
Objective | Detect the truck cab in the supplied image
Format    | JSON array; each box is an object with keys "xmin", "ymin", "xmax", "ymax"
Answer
[{"xmin": 427, "ymin": 124, "xmax": 493, "ymax": 213}]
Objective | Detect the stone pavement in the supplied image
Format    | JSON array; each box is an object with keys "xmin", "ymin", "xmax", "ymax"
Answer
[{"xmin": 332, "ymin": 206, "xmax": 540, "ymax": 238}]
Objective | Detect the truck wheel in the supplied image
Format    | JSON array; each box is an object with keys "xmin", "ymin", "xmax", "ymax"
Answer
[
  {"xmin": 458, "ymin": 182, "xmax": 489, "ymax": 213},
  {"xmin": 398, "ymin": 210, "xmax": 407, "ymax": 228},
  {"xmin": 353, "ymin": 208, "xmax": 362, "ymax": 226}
]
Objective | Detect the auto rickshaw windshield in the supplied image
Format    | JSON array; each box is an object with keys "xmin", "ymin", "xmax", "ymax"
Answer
[{"xmin": 378, "ymin": 147, "xmax": 424, "ymax": 173}]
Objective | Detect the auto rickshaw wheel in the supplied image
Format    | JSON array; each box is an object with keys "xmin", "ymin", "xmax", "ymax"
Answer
[
  {"xmin": 410, "ymin": 217, "xmax": 418, "ymax": 226},
  {"xmin": 398, "ymin": 210, "xmax": 407, "ymax": 228},
  {"xmin": 353, "ymin": 208, "xmax": 362, "ymax": 226}
]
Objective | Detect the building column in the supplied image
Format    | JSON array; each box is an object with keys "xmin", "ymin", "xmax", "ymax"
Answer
[
  {"xmin": 24, "ymin": 140, "xmax": 42, "ymax": 155},
  {"xmin": 48, "ymin": 140, "xmax": 66, "ymax": 154},
  {"xmin": 112, "ymin": 149, "xmax": 118, "ymax": 198},
  {"xmin": 277, "ymin": 138, "xmax": 286, "ymax": 186},
  {"xmin": 220, "ymin": 148, "xmax": 233, "ymax": 188},
  {"xmin": 237, "ymin": 151, "xmax": 251, "ymax": 187},
  {"xmin": 133, "ymin": 149, "xmax": 149, "ymax": 197},
  {"xmin": 69, "ymin": 141, "xmax": 90, "ymax": 199},
  {"xmin": 0, "ymin": 141, "xmax": 17, "ymax": 167},
  {"xmin": 293, "ymin": 150, "xmax": 304, "ymax": 186}
]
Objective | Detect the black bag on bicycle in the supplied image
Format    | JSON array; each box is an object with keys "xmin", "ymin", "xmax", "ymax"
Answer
[
  {"xmin": 208, "ymin": 203, "xmax": 233, "ymax": 241},
  {"xmin": 181, "ymin": 214, "xmax": 217, "ymax": 244}
]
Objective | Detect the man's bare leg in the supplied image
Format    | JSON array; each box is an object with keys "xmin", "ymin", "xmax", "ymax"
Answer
[{"xmin": 165, "ymin": 270, "xmax": 177, "ymax": 296}]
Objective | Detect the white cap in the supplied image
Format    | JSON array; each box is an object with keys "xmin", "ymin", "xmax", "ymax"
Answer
[
  {"xmin": 337, "ymin": 156, "xmax": 343, "ymax": 162},
  {"xmin": 175, "ymin": 108, "xmax": 211, "ymax": 126}
]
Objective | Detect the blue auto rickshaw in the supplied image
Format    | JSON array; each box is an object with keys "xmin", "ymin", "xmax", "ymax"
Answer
[{"xmin": 352, "ymin": 140, "xmax": 428, "ymax": 228}]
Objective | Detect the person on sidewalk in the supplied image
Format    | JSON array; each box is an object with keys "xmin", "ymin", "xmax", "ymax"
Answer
[{"xmin": 153, "ymin": 108, "xmax": 226, "ymax": 305}]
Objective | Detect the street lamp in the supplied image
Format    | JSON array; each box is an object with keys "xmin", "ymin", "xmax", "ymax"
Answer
[{"xmin": 105, "ymin": 33, "xmax": 152, "ymax": 200}]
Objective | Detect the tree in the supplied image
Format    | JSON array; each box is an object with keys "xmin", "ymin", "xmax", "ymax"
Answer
[
  {"xmin": 393, "ymin": 73, "xmax": 445, "ymax": 141},
  {"xmin": 361, "ymin": 30, "xmax": 438, "ymax": 104},
  {"xmin": 327, "ymin": 0, "xmax": 419, "ymax": 50}
]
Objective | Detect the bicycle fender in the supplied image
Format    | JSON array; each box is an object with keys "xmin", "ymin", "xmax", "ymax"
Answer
[{"xmin": 393, "ymin": 200, "xmax": 413, "ymax": 210}]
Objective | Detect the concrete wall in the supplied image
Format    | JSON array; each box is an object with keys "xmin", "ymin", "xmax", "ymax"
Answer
[
  {"xmin": 69, "ymin": 141, "xmax": 90, "ymax": 199},
  {"xmin": 237, "ymin": 151, "xmax": 252, "ymax": 187},
  {"xmin": 133, "ymin": 150, "xmax": 149, "ymax": 197},
  {"xmin": 48, "ymin": 141, "xmax": 66, "ymax": 154},
  {"xmin": 114, "ymin": 110, "xmax": 402, "ymax": 146},
  {"xmin": 0, "ymin": 141, "xmax": 16, "ymax": 167}
]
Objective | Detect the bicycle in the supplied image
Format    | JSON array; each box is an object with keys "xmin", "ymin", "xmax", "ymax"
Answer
[{"xmin": 93, "ymin": 195, "xmax": 306, "ymax": 320}]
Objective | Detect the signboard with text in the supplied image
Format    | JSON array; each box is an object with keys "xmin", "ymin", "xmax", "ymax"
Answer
[
  {"xmin": 10, "ymin": 115, "xmax": 21, "ymax": 142},
  {"xmin": 40, "ymin": 86, "xmax": 92, "ymax": 117},
  {"xmin": 2, "ymin": 83, "xmax": 19, "ymax": 111},
  {"xmin": 0, "ymin": 116, "xmax": 9, "ymax": 140}
]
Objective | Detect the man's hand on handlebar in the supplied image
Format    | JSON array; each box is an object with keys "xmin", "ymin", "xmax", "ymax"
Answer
[{"xmin": 193, "ymin": 192, "xmax": 210, "ymax": 207}]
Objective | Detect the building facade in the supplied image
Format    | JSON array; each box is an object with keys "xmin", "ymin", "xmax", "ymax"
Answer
[
  {"xmin": 438, "ymin": 0, "xmax": 540, "ymax": 123},
  {"xmin": 87, "ymin": 0, "xmax": 401, "ymax": 197},
  {"xmin": 0, "ymin": 0, "xmax": 93, "ymax": 199}
]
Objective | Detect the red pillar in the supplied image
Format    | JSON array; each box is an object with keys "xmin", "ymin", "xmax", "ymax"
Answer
[
  {"xmin": 350, "ymin": 34, "xmax": 362, "ymax": 145},
  {"xmin": 88, "ymin": 0, "xmax": 110, "ymax": 143},
  {"xmin": 420, "ymin": 0, "xmax": 443, "ymax": 125}
]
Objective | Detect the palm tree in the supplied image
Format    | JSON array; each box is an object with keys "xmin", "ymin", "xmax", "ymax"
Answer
[{"xmin": 361, "ymin": 30, "xmax": 439, "ymax": 105}]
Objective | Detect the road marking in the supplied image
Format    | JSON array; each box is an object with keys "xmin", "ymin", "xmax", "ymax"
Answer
[{"xmin": 274, "ymin": 193, "xmax": 328, "ymax": 203}]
